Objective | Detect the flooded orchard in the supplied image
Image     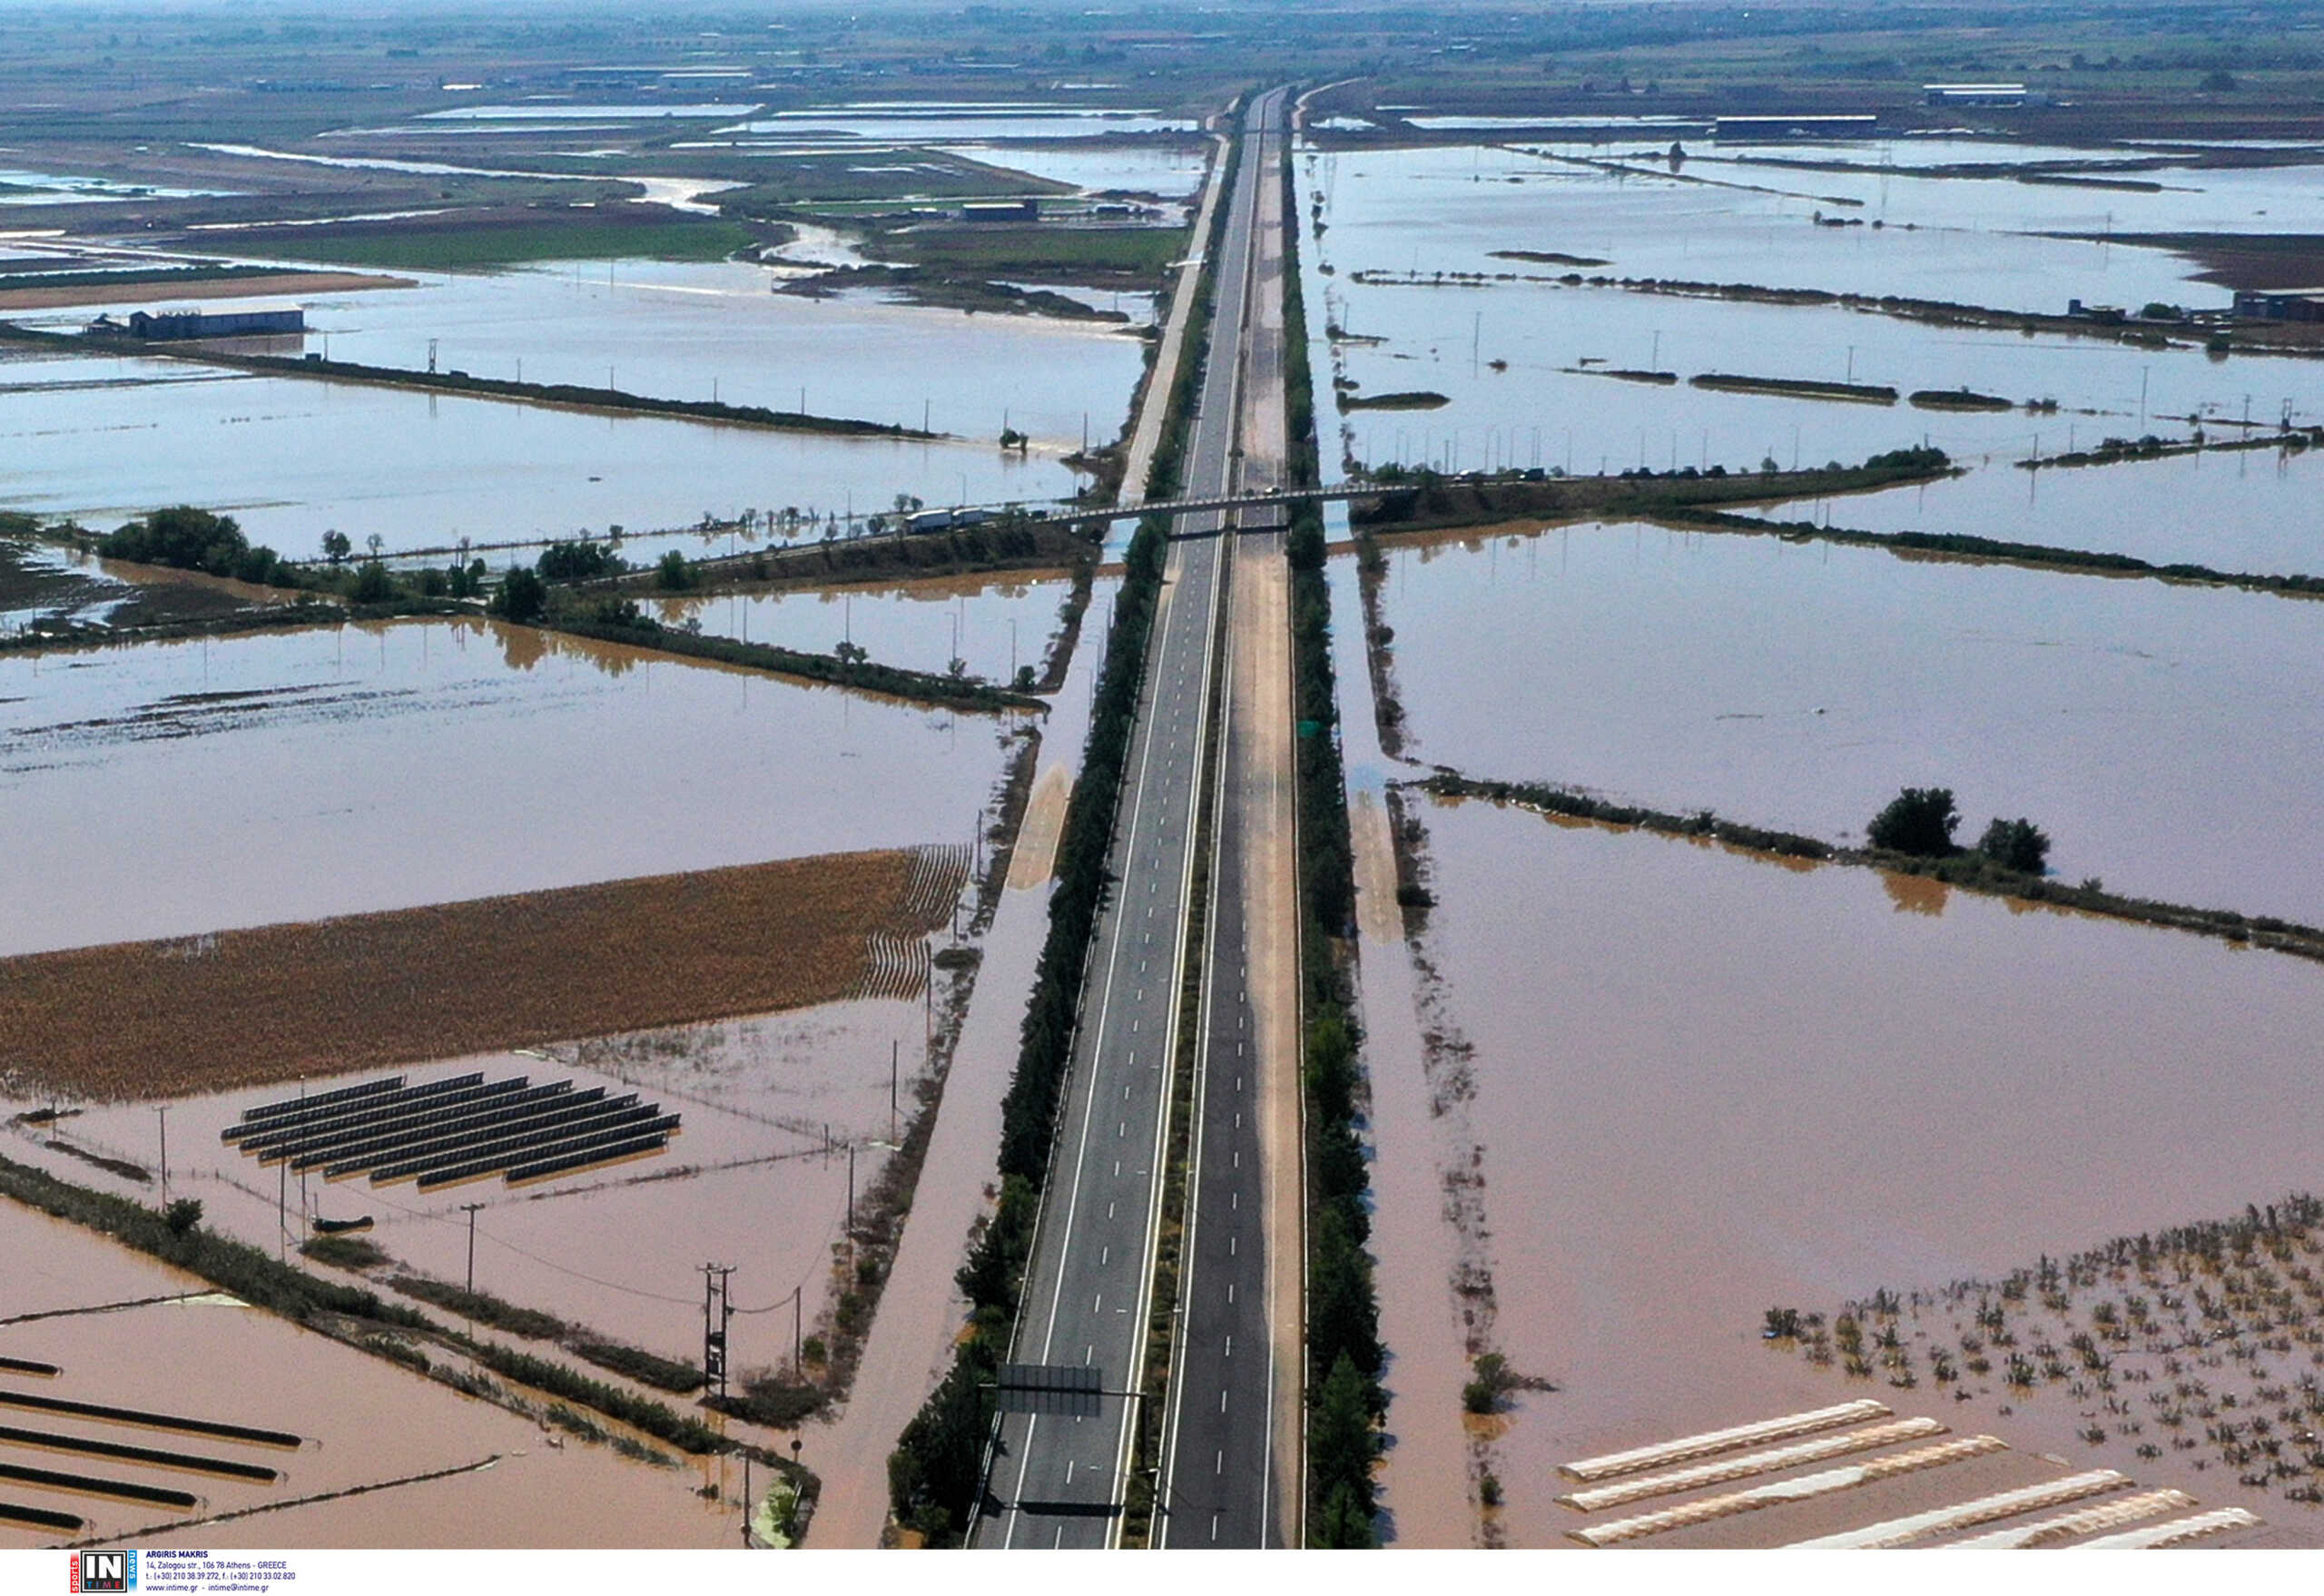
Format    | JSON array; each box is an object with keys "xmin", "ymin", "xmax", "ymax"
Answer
[
  {"xmin": 1386, "ymin": 794, "xmax": 2324, "ymax": 1546},
  {"xmin": 0, "ymin": 617, "xmax": 1009, "ymax": 956},
  {"xmin": 1366, "ymin": 517, "xmax": 2324, "ymax": 923}
]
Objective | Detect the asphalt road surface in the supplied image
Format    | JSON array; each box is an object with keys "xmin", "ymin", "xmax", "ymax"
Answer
[{"xmin": 975, "ymin": 84, "xmax": 1289, "ymax": 1551}]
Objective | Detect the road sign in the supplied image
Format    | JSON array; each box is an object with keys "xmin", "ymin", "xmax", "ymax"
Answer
[{"xmin": 996, "ymin": 1363, "xmax": 1105, "ymax": 1418}]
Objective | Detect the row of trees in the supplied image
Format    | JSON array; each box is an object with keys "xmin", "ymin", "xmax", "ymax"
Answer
[{"xmin": 1284, "ymin": 151, "xmax": 1384, "ymax": 1548}]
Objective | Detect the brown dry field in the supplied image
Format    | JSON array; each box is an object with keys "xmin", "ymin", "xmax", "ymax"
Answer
[
  {"xmin": 0, "ymin": 850, "xmax": 931, "ymax": 1101},
  {"xmin": 0, "ymin": 270, "xmax": 410, "ymax": 310}
]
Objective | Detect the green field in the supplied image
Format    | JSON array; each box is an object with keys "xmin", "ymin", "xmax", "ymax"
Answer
[
  {"xmin": 871, "ymin": 224, "xmax": 1190, "ymax": 284},
  {"xmin": 204, "ymin": 217, "xmax": 762, "ymax": 271}
]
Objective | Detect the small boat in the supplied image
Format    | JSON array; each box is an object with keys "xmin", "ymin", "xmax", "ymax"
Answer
[{"xmin": 311, "ymin": 1215, "xmax": 375, "ymax": 1236}]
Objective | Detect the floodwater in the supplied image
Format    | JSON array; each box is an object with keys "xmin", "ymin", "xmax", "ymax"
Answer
[
  {"xmin": 1403, "ymin": 796, "xmax": 2324, "ymax": 1545},
  {"xmin": 1750, "ymin": 438, "xmax": 2324, "ymax": 575},
  {"xmin": 6, "ymin": 1005, "xmax": 937, "ymax": 1364},
  {"xmin": 1371, "ymin": 518, "xmax": 2324, "ymax": 923},
  {"xmin": 0, "ymin": 345, "xmax": 1078, "ymax": 563},
  {"xmin": 0, "ymin": 617, "xmax": 1009, "ymax": 956},
  {"xmin": 1297, "ymin": 139, "xmax": 2319, "ymax": 478},
  {"xmin": 797, "ymin": 568, "xmax": 1101, "ymax": 1544},
  {"xmin": 1304, "ymin": 140, "xmax": 2234, "ymax": 313},
  {"xmin": 0, "ymin": 1202, "xmax": 732, "ymax": 1548},
  {"xmin": 717, "ymin": 108, "xmax": 1198, "ymax": 143},
  {"xmin": 238, "ymin": 259, "xmax": 1150, "ymax": 455},
  {"xmin": 945, "ymin": 140, "xmax": 1209, "ymax": 201},
  {"xmin": 662, "ymin": 570, "xmax": 1078, "ymax": 684}
]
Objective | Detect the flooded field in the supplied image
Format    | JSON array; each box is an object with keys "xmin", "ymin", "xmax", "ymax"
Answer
[
  {"xmin": 0, "ymin": 617, "xmax": 1009, "ymax": 957},
  {"xmin": 0, "ymin": 1200, "xmax": 733, "ymax": 1548},
  {"xmin": 945, "ymin": 140, "xmax": 1209, "ymax": 201},
  {"xmin": 1298, "ymin": 140, "xmax": 2319, "ymax": 479},
  {"xmin": 1749, "ymin": 440, "xmax": 2324, "ymax": 574},
  {"xmin": 714, "ymin": 105, "xmax": 1199, "ymax": 143},
  {"xmin": 0, "ymin": 346, "xmax": 1080, "ymax": 557},
  {"xmin": 155, "ymin": 259, "xmax": 1149, "ymax": 454},
  {"xmin": 664, "ymin": 569, "xmax": 1077, "ymax": 683},
  {"xmin": 1399, "ymin": 796, "xmax": 2324, "ymax": 1545},
  {"xmin": 5, "ymin": 1002, "xmax": 929, "ymax": 1366},
  {"xmin": 1369, "ymin": 517, "xmax": 2324, "ymax": 922}
]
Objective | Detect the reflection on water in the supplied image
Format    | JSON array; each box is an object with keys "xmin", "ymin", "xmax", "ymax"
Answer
[
  {"xmin": 1374, "ymin": 518, "xmax": 2324, "ymax": 922},
  {"xmin": 0, "ymin": 347, "xmax": 1081, "ymax": 558},
  {"xmin": 190, "ymin": 258, "xmax": 1149, "ymax": 452},
  {"xmin": 1297, "ymin": 140, "xmax": 2318, "ymax": 485},
  {"xmin": 1409, "ymin": 798, "xmax": 2324, "ymax": 1545},
  {"xmin": 0, "ymin": 617, "xmax": 1007, "ymax": 956},
  {"xmin": 661, "ymin": 570, "xmax": 1077, "ymax": 684},
  {"xmin": 1752, "ymin": 439, "xmax": 2324, "ymax": 575},
  {"xmin": 1879, "ymin": 871, "xmax": 1952, "ymax": 917}
]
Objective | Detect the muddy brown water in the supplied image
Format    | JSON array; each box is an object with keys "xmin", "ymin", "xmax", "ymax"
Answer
[
  {"xmin": 1751, "ymin": 438, "xmax": 2324, "ymax": 576},
  {"xmin": 5, "ymin": 1004, "xmax": 936, "ymax": 1366},
  {"xmin": 1402, "ymin": 794, "xmax": 2324, "ymax": 1546},
  {"xmin": 0, "ymin": 1201, "xmax": 728, "ymax": 1548},
  {"xmin": 1372, "ymin": 517, "xmax": 2324, "ymax": 925},
  {"xmin": 0, "ymin": 617, "xmax": 1009, "ymax": 958},
  {"xmin": 662, "ymin": 569, "xmax": 1078, "ymax": 686}
]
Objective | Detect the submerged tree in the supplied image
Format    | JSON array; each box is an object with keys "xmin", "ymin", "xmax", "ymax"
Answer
[
  {"xmin": 1976, "ymin": 816, "xmax": 2053, "ymax": 874},
  {"xmin": 492, "ymin": 566, "xmax": 547, "ymax": 624},
  {"xmin": 1866, "ymin": 787, "xmax": 1960, "ymax": 856}
]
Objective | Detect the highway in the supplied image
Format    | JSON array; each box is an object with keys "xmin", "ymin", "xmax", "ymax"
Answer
[
  {"xmin": 1156, "ymin": 93, "xmax": 1297, "ymax": 1550},
  {"xmin": 974, "ymin": 85, "xmax": 1290, "ymax": 1550}
]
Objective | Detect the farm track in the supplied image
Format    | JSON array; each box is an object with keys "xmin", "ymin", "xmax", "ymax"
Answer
[{"xmin": 0, "ymin": 849, "xmax": 961, "ymax": 1101}]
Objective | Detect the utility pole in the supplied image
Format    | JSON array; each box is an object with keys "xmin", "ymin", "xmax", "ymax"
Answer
[
  {"xmin": 891, "ymin": 1041, "xmax": 900, "ymax": 1145},
  {"xmin": 845, "ymin": 1146, "xmax": 857, "ymax": 1271},
  {"xmin": 703, "ymin": 1264, "xmax": 736, "ymax": 1403},
  {"xmin": 155, "ymin": 1106, "xmax": 169, "ymax": 1197},
  {"xmin": 461, "ymin": 1202, "xmax": 485, "ymax": 1295}
]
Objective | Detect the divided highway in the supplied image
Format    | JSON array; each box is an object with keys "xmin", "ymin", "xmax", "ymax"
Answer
[{"xmin": 974, "ymin": 86, "xmax": 1292, "ymax": 1550}]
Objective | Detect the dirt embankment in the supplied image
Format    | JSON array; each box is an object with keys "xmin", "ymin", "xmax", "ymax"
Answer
[
  {"xmin": 0, "ymin": 850, "xmax": 947, "ymax": 1100},
  {"xmin": 1348, "ymin": 452, "xmax": 1953, "ymax": 537},
  {"xmin": 0, "ymin": 271, "xmax": 409, "ymax": 311}
]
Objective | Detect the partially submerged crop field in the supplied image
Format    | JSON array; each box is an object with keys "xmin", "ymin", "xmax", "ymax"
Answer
[{"xmin": 0, "ymin": 848, "xmax": 956, "ymax": 1099}]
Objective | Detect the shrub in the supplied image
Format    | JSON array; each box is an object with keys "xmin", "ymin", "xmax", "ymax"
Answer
[
  {"xmin": 1976, "ymin": 816, "xmax": 2052, "ymax": 874},
  {"xmin": 492, "ymin": 566, "xmax": 547, "ymax": 623},
  {"xmin": 1462, "ymin": 1352, "xmax": 1512, "ymax": 1414},
  {"xmin": 1867, "ymin": 786, "xmax": 1960, "ymax": 856},
  {"xmin": 350, "ymin": 560, "xmax": 394, "ymax": 604}
]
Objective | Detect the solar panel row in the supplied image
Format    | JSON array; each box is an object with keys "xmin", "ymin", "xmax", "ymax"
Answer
[
  {"xmin": 230, "ymin": 1074, "xmax": 406, "ymax": 1127},
  {"xmin": 221, "ymin": 1073, "xmax": 487, "ymax": 1146},
  {"xmin": 416, "ymin": 1115, "xmax": 681, "ymax": 1192},
  {"xmin": 504, "ymin": 1133, "xmax": 675, "ymax": 1187}
]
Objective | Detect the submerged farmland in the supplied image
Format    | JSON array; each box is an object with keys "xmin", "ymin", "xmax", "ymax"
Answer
[
  {"xmin": 1364, "ymin": 518, "xmax": 2324, "ymax": 925},
  {"xmin": 1381, "ymin": 796, "xmax": 2324, "ymax": 1546},
  {"xmin": 0, "ymin": 617, "xmax": 1009, "ymax": 957}
]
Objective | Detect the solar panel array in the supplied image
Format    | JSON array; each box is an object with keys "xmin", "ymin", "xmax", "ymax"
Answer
[{"xmin": 222, "ymin": 1072, "xmax": 678, "ymax": 1191}]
